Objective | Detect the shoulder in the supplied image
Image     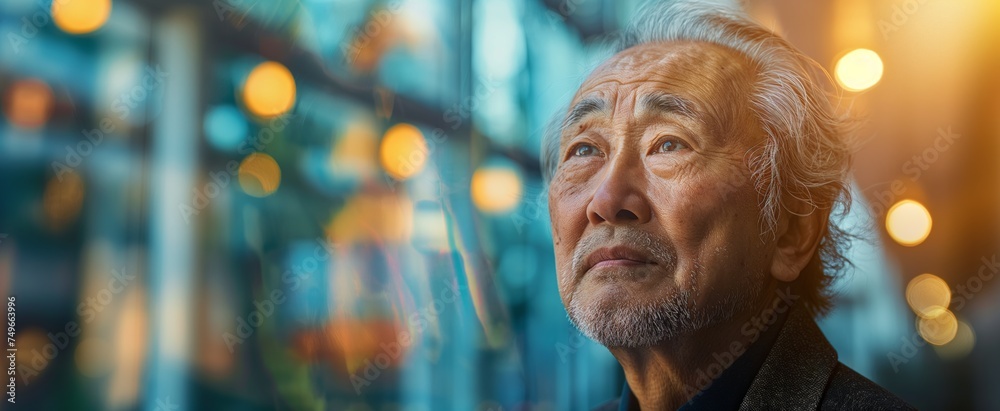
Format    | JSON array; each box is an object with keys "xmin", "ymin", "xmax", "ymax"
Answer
[{"xmin": 819, "ymin": 362, "xmax": 915, "ymax": 411}]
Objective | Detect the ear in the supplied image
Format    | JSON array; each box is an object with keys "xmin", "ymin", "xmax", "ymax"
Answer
[{"xmin": 770, "ymin": 205, "xmax": 827, "ymax": 283}]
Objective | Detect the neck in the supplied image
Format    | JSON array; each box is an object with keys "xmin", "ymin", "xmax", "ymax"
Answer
[{"xmin": 608, "ymin": 281, "xmax": 789, "ymax": 410}]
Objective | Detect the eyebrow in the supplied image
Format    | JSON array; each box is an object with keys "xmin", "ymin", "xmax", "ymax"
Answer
[
  {"xmin": 636, "ymin": 92, "xmax": 700, "ymax": 120},
  {"xmin": 561, "ymin": 97, "xmax": 608, "ymax": 131},
  {"xmin": 562, "ymin": 93, "xmax": 701, "ymax": 130}
]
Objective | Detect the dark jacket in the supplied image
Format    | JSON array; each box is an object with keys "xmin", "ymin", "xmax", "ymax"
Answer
[{"xmin": 593, "ymin": 306, "xmax": 915, "ymax": 410}]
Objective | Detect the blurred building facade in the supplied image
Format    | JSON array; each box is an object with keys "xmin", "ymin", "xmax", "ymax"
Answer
[{"xmin": 0, "ymin": 0, "xmax": 999, "ymax": 410}]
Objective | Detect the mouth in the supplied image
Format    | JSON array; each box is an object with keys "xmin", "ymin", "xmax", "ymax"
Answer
[{"xmin": 584, "ymin": 245, "xmax": 658, "ymax": 274}]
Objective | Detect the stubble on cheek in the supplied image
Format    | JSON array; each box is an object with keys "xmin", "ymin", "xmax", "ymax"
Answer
[
  {"xmin": 547, "ymin": 173, "xmax": 581, "ymax": 244},
  {"xmin": 548, "ymin": 176, "xmax": 584, "ymax": 306}
]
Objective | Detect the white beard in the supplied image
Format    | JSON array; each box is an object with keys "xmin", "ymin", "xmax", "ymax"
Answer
[
  {"xmin": 563, "ymin": 239, "xmax": 766, "ymax": 348},
  {"xmin": 567, "ymin": 286, "xmax": 700, "ymax": 347}
]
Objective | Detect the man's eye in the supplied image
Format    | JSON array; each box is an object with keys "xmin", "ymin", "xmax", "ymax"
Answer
[
  {"xmin": 655, "ymin": 138, "xmax": 689, "ymax": 153},
  {"xmin": 571, "ymin": 144, "xmax": 600, "ymax": 157}
]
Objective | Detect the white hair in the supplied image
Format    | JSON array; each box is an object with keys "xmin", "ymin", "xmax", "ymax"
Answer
[{"xmin": 542, "ymin": 0, "xmax": 856, "ymax": 316}]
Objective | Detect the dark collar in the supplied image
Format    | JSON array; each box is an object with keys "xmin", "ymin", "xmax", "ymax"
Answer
[
  {"xmin": 737, "ymin": 303, "xmax": 838, "ymax": 410},
  {"xmin": 614, "ymin": 302, "xmax": 838, "ymax": 411}
]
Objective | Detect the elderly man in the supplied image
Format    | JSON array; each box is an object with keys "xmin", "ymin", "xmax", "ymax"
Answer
[{"xmin": 543, "ymin": 1, "xmax": 913, "ymax": 410}]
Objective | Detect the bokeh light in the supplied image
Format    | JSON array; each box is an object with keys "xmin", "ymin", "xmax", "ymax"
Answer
[
  {"xmin": 109, "ymin": 289, "xmax": 148, "ymax": 403},
  {"xmin": 886, "ymin": 199, "xmax": 932, "ymax": 246},
  {"xmin": 471, "ymin": 164, "xmax": 523, "ymax": 214},
  {"xmin": 7, "ymin": 2, "xmax": 999, "ymax": 409},
  {"xmin": 75, "ymin": 337, "xmax": 111, "ymax": 377},
  {"xmin": 906, "ymin": 274, "xmax": 951, "ymax": 318},
  {"xmin": 52, "ymin": 0, "xmax": 112, "ymax": 35},
  {"xmin": 43, "ymin": 171, "xmax": 86, "ymax": 230},
  {"xmin": 3, "ymin": 79, "xmax": 54, "ymax": 129},
  {"xmin": 241, "ymin": 61, "xmax": 296, "ymax": 118},
  {"xmin": 917, "ymin": 307, "xmax": 959, "ymax": 346},
  {"xmin": 328, "ymin": 193, "xmax": 413, "ymax": 243},
  {"xmin": 238, "ymin": 153, "xmax": 281, "ymax": 197},
  {"xmin": 203, "ymin": 105, "xmax": 248, "ymax": 151},
  {"xmin": 292, "ymin": 319, "xmax": 407, "ymax": 378},
  {"xmin": 330, "ymin": 121, "xmax": 379, "ymax": 178},
  {"xmin": 17, "ymin": 328, "xmax": 50, "ymax": 373},
  {"xmin": 935, "ymin": 320, "xmax": 976, "ymax": 360},
  {"xmin": 835, "ymin": 48, "xmax": 883, "ymax": 92},
  {"xmin": 379, "ymin": 123, "xmax": 427, "ymax": 180}
]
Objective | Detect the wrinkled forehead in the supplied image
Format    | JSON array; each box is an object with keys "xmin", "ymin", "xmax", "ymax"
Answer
[
  {"xmin": 570, "ymin": 41, "xmax": 758, "ymax": 139},
  {"xmin": 587, "ymin": 43, "xmax": 690, "ymax": 81}
]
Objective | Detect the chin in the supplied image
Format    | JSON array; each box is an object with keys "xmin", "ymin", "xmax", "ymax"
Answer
[
  {"xmin": 568, "ymin": 296, "xmax": 697, "ymax": 348},
  {"xmin": 565, "ymin": 280, "xmax": 702, "ymax": 348}
]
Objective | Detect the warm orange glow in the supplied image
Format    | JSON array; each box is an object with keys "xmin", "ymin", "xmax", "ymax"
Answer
[
  {"xmin": 328, "ymin": 193, "xmax": 413, "ymax": 243},
  {"xmin": 331, "ymin": 121, "xmax": 378, "ymax": 177},
  {"xmin": 835, "ymin": 48, "xmax": 883, "ymax": 92},
  {"xmin": 238, "ymin": 153, "xmax": 281, "ymax": 197},
  {"xmin": 241, "ymin": 61, "xmax": 296, "ymax": 118},
  {"xmin": 18, "ymin": 329, "xmax": 49, "ymax": 372},
  {"xmin": 917, "ymin": 307, "xmax": 958, "ymax": 346},
  {"xmin": 75, "ymin": 337, "xmax": 110, "ymax": 377},
  {"xmin": 52, "ymin": 0, "xmax": 112, "ymax": 35},
  {"xmin": 4, "ymin": 79, "xmax": 53, "ymax": 129},
  {"xmin": 935, "ymin": 320, "xmax": 975, "ymax": 359},
  {"xmin": 934, "ymin": 321, "xmax": 976, "ymax": 360},
  {"xmin": 886, "ymin": 199, "xmax": 932, "ymax": 246},
  {"xmin": 471, "ymin": 166, "xmax": 523, "ymax": 214},
  {"xmin": 108, "ymin": 289, "xmax": 148, "ymax": 404},
  {"xmin": 905, "ymin": 274, "xmax": 951, "ymax": 318},
  {"xmin": 291, "ymin": 318, "xmax": 407, "ymax": 377},
  {"xmin": 379, "ymin": 124, "xmax": 427, "ymax": 180},
  {"xmin": 43, "ymin": 171, "xmax": 85, "ymax": 230}
]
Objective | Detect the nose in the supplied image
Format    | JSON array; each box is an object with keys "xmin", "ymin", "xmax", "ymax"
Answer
[{"xmin": 586, "ymin": 157, "xmax": 652, "ymax": 226}]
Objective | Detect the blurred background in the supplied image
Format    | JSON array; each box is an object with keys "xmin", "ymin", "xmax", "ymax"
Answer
[{"xmin": 0, "ymin": 0, "xmax": 999, "ymax": 409}]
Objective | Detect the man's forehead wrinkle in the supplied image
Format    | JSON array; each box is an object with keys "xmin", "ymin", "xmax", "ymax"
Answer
[
  {"xmin": 601, "ymin": 46, "xmax": 675, "ymax": 72},
  {"xmin": 566, "ymin": 41, "xmax": 762, "ymax": 148},
  {"xmin": 578, "ymin": 44, "xmax": 746, "ymax": 104},
  {"xmin": 585, "ymin": 48, "xmax": 691, "ymax": 88},
  {"xmin": 576, "ymin": 76, "xmax": 714, "ymax": 128}
]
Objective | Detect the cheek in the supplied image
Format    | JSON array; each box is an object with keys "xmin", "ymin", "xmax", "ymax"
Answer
[
  {"xmin": 548, "ymin": 178, "xmax": 589, "ymax": 259},
  {"xmin": 550, "ymin": 181, "xmax": 600, "ymax": 293},
  {"xmin": 656, "ymin": 172, "xmax": 762, "ymax": 267},
  {"xmin": 548, "ymin": 173, "xmax": 589, "ymax": 222}
]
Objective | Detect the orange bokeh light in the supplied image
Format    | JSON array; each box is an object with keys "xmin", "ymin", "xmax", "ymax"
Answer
[{"xmin": 4, "ymin": 79, "xmax": 53, "ymax": 129}]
